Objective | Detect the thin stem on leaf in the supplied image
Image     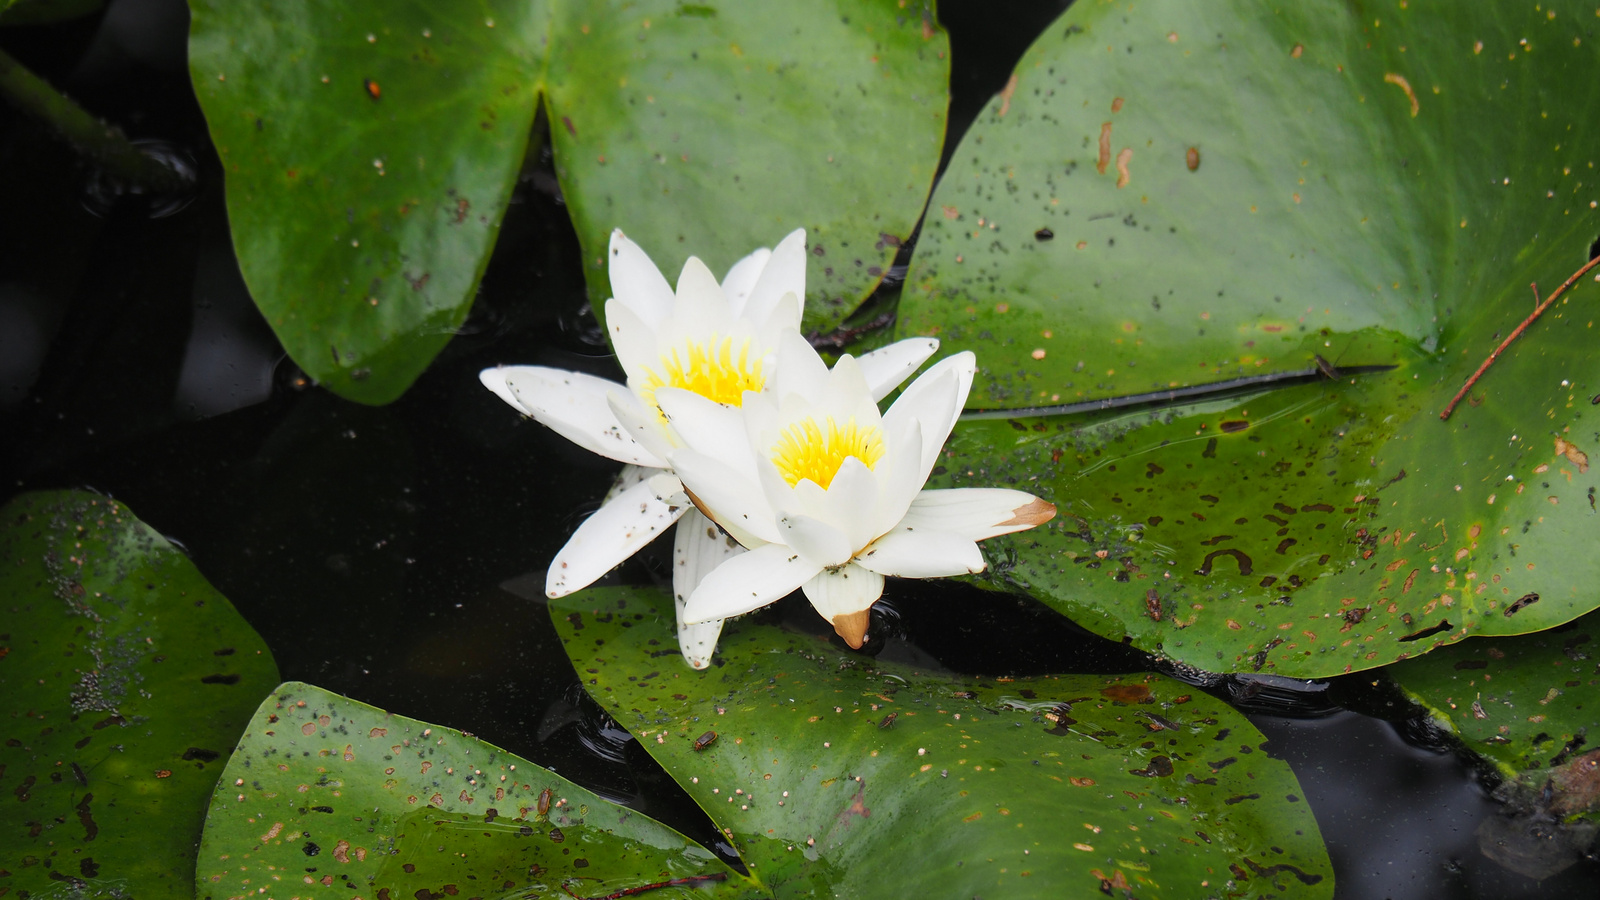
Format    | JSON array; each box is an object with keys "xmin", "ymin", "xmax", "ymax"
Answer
[{"xmin": 1440, "ymin": 255, "xmax": 1600, "ymax": 421}]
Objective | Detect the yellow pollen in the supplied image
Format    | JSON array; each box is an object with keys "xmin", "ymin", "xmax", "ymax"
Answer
[
  {"xmin": 770, "ymin": 416, "xmax": 885, "ymax": 489},
  {"xmin": 641, "ymin": 334, "xmax": 764, "ymax": 412}
]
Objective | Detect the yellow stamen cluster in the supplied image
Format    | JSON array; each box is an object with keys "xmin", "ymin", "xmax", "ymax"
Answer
[
  {"xmin": 770, "ymin": 416, "xmax": 885, "ymax": 489},
  {"xmin": 641, "ymin": 334, "xmax": 765, "ymax": 412}
]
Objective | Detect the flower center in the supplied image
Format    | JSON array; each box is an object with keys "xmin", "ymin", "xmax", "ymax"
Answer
[
  {"xmin": 641, "ymin": 334, "xmax": 765, "ymax": 412},
  {"xmin": 769, "ymin": 416, "xmax": 885, "ymax": 489}
]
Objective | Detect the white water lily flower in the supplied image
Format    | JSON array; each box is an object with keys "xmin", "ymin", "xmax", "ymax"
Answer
[
  {"xmin": 664, "ymin": 333, "xmax": 1057, "ymax": 648},
  {"xmin": 479, "ymin": 228, "xmax": 940, "ymax": 666}
]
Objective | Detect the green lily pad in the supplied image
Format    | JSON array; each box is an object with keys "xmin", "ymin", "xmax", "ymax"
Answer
[
  {"xmin": 1390, "ymin": 608, "xmax": 1600, "ymax": 814},
  {"xmin": 935, "ymin": 353, "xmax": 1600, "ymax": 678},
  {"xmin": 550, "ymin": 585, "xmax": 1332, "ymax": 898},
  {"xmin": 188, "ymin": 0, "xmax": 949, "ymax": 404},
  {"xmin": 900, "ymin": 0, "xmax": 1600, "ymax": 407},
  {"xmin": 196, "ymin": 682, "xmax": 758, "ymax": 900},
  {"xmin": 901, "ymin": 0, "xmax": 1600, "ymax": 678},
  {"xmin": 0, "ymin": 490, "xmax": 279, "ymax": 898}
]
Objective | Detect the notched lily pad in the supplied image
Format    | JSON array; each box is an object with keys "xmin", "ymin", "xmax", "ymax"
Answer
[
  {"xmin": 189, "ymin": 0, "xmax": 948, "ymax": 403},
  {"xmin": 0, "ymin": 489, "xmax": 279, "ymax": 899},
  {"xmin": 195, "ymin": 682, "xmax": 755, "ymax": 900},
  {"xmin": 550, "ymin": 585, "xmax": 1332, "ymax": 899}
]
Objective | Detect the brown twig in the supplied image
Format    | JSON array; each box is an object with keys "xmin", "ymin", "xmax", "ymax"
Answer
[{"xmin": 1439, "ymin": 255, "xmax": 1600, "ymax": 421}]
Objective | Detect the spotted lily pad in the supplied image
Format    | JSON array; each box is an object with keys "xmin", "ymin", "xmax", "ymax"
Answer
[
  {"xmin": 935, "ymin": 356, "xmax": 1600, "ymax": 678},
  {"xmin": 0, "ymin": 490, "xmax": 279, "ymax": 898},
  {"xmin": 195, "ymin": 682, "xmax": 756, "ymax": 900},
  {"xmin": 188, "ymin": 0, "xmax": 948, "ymax": 403},
  {"xmin": 903, "ymin": 0, "xmax": 1600, "ymax": 677},
  {"xmin": 550, "ymin": 585, "xmax": 1332, "ymax": 898},
  {"xmin": 1390, "ymin": 608, "xmax": 1600, "ymax": 818},
  {"xmin": 899, "ymin": 0, "xmax": 1600, "ymax": 407}
]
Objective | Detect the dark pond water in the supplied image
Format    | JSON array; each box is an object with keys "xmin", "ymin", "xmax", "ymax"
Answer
[{"xmin": 3, "ymin": 1, "xmax": 1597, "ymax": 897}]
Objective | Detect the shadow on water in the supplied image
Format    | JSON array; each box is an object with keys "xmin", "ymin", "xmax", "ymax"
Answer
[{"xmin": 3, "ymin": 0, "xmax": 1598, "ymax": 897}]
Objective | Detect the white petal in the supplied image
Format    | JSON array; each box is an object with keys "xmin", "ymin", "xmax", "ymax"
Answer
[
  {"xmin": 606, "ymin": 390, "xmax": 677, "ymax": 463},
  {"xmin": 479, "ymin": 366, "xmax": 521, "ymax": 412},
  {"xmin": 672, "ymin": 256, "xmax": 731, "ymax": 334},
  {"xmin": 672, "ymin": 508, "xmax": 739, "ymax": 669},
  {"xmin": 670, "ymin": 448, "xmax": 781, "ymax": 545},
  {"xmin": 817, "ymin": 354, "xmax": 881, "ymax": 426},
  {"xmin": 608, "ymin": 230, "xmax": 676, "ymax": 328},
  {"xmin": 872, "ymin": 417, "xmax": 926, "ymax": 537},
  {"xmin": 816, "ymin": 456, "xmax": 882, "ymax": 554},
  {"xmin": 655, "ymin": 387, "xmax": 755, "ymax": 479},
  {"xmin": 777, "ymin": 514, "xmax": 853, "ymax": 568},
  {"xmin": 756, "ymin": 291, "xmax": 802, "ymax": 344},
  {"xmin": 855, "ymin": 528, "xmax": 985, "ymax": 578},
  {"xmin": 721, "ymin": 246, "xmax": 772, "ymax": 318},
  {"xmin": 545, "ymin": 479, "xmax": 688, "ymax": 598},
  {"xmin": 605, "ymin": 297, "xmax": 663, "ymax": 383},
  {"xmin": 493, "ymin": 366, "xmax": 664, "ymax": 467},
  {"xmin": 603, "ymin": 463, "xmax": 655, "ymax": 503},
  {"xmin": 743, "ymin": 228, "xmax": 807, "ymax": 325},
  {"xmin": 882, "ymin": 352, "xmax": 972, "ymax": 479},
  {"xmin": 900, "ymin": 488, "xmax": 1057, "ymax": 540},
  {"xmin": 857, "ymin": 337, "xmax": 940, "ymax": 401},
  {"xmin": 800, "ymin": 563, "xmax": 885, "ymax": 638},
  {"xmin": 683, "ymin": 543, "xmax": 820, "ymax": 623},
  {"xmin": 775, "ymin": 329, "xmax": 830, "ymax": 402}
]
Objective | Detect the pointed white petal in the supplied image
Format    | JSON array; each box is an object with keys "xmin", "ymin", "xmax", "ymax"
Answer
[
  {"xmin": 479, "ymin": 366, "xmax": 521, "ymax": 411},
  {"xmin": 683, "ymin": 543, "xmax": 820, "ymax": 623},
  {"xmin": 606, "ymin": 390, "xmax": 676, "ymax": 464},
  {"xmin": 672, "ymin": 508, "xmax": 739, "ymax": 669},
  {"xmin": 655, "ymin": 387, "xmax": 755, "ymax": 478},
  {"xmin": 816, "ymin": 456, "xmax": 882, "ymax": 553},
  {"xmin": 495, "ymin": 366, "xmax": 663, "ymax": 467},
  {"xmin": 882, "ymin": 353, "xmax": 971, "ymax": 480},
  {"xmin": 800, "ymin": 564, "xmax": 885, "ymax": 647},
  {"xmin": 605, "ymin": 297, "xmax": 663, "ymax": 382},
  {"xmin": 872, "ymin": 417, "xmax": 925, "ymax": 537},
  {"xmin": 817, "ymin": 354, "xmax": 881, "ymax": 426},
  {"xmin": 857, "ymin": 337, "xmax": 940, "ymax": 401},
  {"xmin": 670, "ymin": 448, "xmax": 781, "ymax": 545},
  {"xmin": 603, "ymin": 463, "xmax": 655, "ymax": 503},
  {"xmin": 855, "ymin": 528, "xmax": 985, "ymax": 578},
  {"xmin": 900, "ymin": 488, "xmax": 1057, "ymax": 540},
  {"xmin": 775, "ymin": 329, "xmax": 830, "ymax": 402},
  {"xmin": 545, "ymin": 479, "xmax": 688, "ymax": 597},
  {"xmin": 608, "ymin": 229, "xmax": 676, "ymax": 327},
  {"xmin": 777, "ymin": 513, "xmax": 853, "ymax": 568},
  {"xmin": 672, "ymin": 256, "xmax": 731, "ymax": 333},
  {"xmin": 721, "ymin": 246, "xmax": 772, "ymax": 318},
  {"xmin": 743, "ymin": 228, "xmax": 807, "ymax": 325}
]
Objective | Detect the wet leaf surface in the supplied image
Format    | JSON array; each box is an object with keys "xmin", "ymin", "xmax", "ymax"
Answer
[
  {"xmin": 1391, "ymin": 607, "xmax": 1600, "ymax": 816},
  {"xmin": 908, "ymin": 0, "xmax": 1600, "ymax": 677},
  {"xmin": 936, "ymin": 354, "xmax": 1600, "ymax": 678},
  {"xmin": 196, "ymin": 682, "xmax": 756, "ymax": 900},
  {"xmin": 900, "ymin": 0, "xmax": 1600, "ymax": 407},
  {"xmin": 188, "ymin": 0, "xmax": 948, "ymax": 403},
  {"xmin": 0, "ymin": 490, "xmax": 279, "ymax": 899},
  {"xmin": 550, "ymin": 585, "xmax": 1332, "ymax": 898}
]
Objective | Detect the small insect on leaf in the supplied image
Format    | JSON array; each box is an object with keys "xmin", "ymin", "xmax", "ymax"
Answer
[
  {"xmin": 878, "ymin": 712, "xmax": 898, "ymax": 729},
  {"xmin": 363, "ymin": 78, "xmax": 381, "ymax": 101},
  {"xmin": 693, "ymin": 730, "xmax": 718, "ymax": 751},
  {"xmin": 536, "ymin": 787, "xmax": 553, "ymax": 818}
]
